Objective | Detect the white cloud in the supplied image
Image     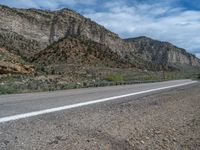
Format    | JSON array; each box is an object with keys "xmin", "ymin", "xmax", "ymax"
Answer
[{"xmin": 84, "ymin": 1, "xmax": 200, "ymax": 58}]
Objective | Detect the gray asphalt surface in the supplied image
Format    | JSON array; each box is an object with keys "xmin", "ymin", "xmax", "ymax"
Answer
[{"xmin": 0, "ymin": 80, "xmax": 195, "ymax": 119}]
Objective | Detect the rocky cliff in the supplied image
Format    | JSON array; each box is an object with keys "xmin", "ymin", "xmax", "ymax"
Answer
[
  {"xmin": 125, "ymin": 36, "xmax": 200, "ymax": 67},
  {"xmin": 0, "ymin": 5, "xmax": 53, "ymax": 57},
  {"xmin": 0, "ymin": 5, "xmax": 135, "ymax": 59}
]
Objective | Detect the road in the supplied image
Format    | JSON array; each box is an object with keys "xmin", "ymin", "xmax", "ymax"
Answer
[
  {"xmin": 0, "ymin": 79, "xmax": 199, "ymax": 149},
  {"xmin": 0, "ymin": 80, "xmax": 196, "ymax": 123}
]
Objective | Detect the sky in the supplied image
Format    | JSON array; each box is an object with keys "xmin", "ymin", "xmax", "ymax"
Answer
[{"xmin": 0, "ymin": 0, "xmax": 200, "ymax": 58}]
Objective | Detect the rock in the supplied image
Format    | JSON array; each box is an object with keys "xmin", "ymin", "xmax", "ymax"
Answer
[
  {"xmin": 141, "ymin": 140, "xmax": 145, "ymax": 144},
  {"xmin": 173, "ymin": 138, "xmax": 177, "ymax": 142},
  {"xmin": 0, "ymin": 48, "xmax": 35, "ymax": 75},
  {"xmin": 162, "ymin": 138, "xmax": 169, "ymax": 142},
  {"xmin": 0, "ymin": 61, "xmax": 35, "ymax": 75},
  {"xmin": 154, "ymin": 130, "xmax": 161, "ymax": 134}
]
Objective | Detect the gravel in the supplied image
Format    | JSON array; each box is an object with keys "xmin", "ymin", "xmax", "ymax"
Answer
[{"xmin": 0, "ymin": 82, "xmax": 200, "ymax": 150}]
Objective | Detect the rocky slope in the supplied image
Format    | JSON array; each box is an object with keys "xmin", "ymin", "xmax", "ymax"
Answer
[
  {"xmin": 125, "ymin": 36, "xmax": 200, "ymax": 67},
  {"xmin": 0, "ymin": 48, "xmax": 35, "ymax": 75},
  {"xmin": 32, "ymin": 36, "xmax": 133, "ymax": 69}
]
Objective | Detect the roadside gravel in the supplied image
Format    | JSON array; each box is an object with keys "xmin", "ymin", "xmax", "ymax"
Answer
[{"xmin": 0, "ymin": 82, "xmax": 200, "ymax": 150}]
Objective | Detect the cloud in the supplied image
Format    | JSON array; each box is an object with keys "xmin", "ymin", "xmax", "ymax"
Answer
[
  {"xmin": 84, "ymin": 1, "xmax": 200, "ymax": 58},
  {"xmin": 196, "ymin": 53, "xmax": 200, "ymax": 58}
]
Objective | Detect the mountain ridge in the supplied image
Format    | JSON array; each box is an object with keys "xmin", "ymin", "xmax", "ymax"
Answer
[
  {"xmin": 0, "ymin": 4, "xmax": 135, "ymax": 58},
  {"xmin": 0, "ymin": 4, "xmax": 200, "ymax": 76},
  {"xmin": 125, "ymin": 36, "xmax": 200, "ymax": 67}
]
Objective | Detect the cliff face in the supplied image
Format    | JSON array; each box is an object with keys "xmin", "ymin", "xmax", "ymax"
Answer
[
  {"xmin": 125, "ymin": 37, "xmax": 200, "ymax": 67},
  {"xmin": 49, "ymin": 9, "xmax": 136, "ymax": 55},
  {"xmin": 0, "ymin": 5, "xmax": 53, "ymax": 57},
  {"xmin": 0, "ymin": 5, "xmax": 135, "ymax": 58}
]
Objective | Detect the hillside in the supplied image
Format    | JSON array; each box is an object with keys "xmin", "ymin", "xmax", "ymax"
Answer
[
  {"xmin": 125, "ymin": 36, "xmax": 200, "ymax": 68},
  {"xmin": 0, "ymin": 48, "xmax": 34, "ymax": 75},
  {"xmin": 32, "ymin": 36, "xmax": 134, "ymax": 69}
]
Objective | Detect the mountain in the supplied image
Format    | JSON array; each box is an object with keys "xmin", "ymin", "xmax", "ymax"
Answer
[
  {"xmin": 0, "ymin": 4, "xmax": 135, "ymax": 59},
  {"xmin": 125, "ymin": 36, "xmax": 200, "ymax": 68},
  {"xmin": 0, "ymin": 4, "xmax": 200, "ymax": 76},
  {"xmin": 0, "ymin": 4, "xmax": 153, "ymax": 71}
]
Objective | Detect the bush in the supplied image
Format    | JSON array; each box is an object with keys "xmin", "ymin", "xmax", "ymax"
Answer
[
  {"xmin": 0, "ymin": 87, "xmax": 19, "ymax": 94},
  {"xmin": 105, "ymin": 74, "xmax": 124, "ymax": 82},
  {"xmin": 197, "ymin": 74, "xmax": 200, "ymax": 79}
]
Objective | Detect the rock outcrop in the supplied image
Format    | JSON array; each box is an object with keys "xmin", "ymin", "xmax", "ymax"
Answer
[
  {"xmin": 0, "ymin": 48, "xmax": 35, "ymax": 75},
  {"xmin": 0, "ymin": 61, "xmax": 35, "ymax": 75},
  {"xmin": 125, "ymin": 36, "xmax": 200, "ymax": 67},
  {"xmin": 0, "ymin": 5, "xmax": 53, "ymax": 57}
]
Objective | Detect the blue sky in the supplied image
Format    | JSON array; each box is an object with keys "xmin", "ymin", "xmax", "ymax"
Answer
[{"xmin": 0, "ymin": 0, "xmax": 200, "ymax": 58}]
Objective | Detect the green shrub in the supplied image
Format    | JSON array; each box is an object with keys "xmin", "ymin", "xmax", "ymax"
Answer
[
  {"xmin": 105, "ymin": 74, "xmax": 124, "ymax": 82},
  {"xmin": 197, "ymin": 74, "xmax": 200, "ymax": 79},
  {"xmin": 0, "ymin": 87, "xmax": 19, "ymax": 94}
]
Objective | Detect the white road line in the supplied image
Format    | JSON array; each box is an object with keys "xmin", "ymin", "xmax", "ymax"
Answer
[{"xmin": 0, "ymin": 81, "xmax": 197, "ymax": 123}]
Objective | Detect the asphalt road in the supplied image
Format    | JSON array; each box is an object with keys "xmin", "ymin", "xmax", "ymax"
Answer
[
  {"xmin": 0, "ymin": 79, "xmax": 196, "ymax": 123},
  {"xmin": 0, "ymin": 79, "xmax": 199, "ymax": 150}
]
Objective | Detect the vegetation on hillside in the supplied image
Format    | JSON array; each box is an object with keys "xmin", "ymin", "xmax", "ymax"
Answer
[{"xmin": 197, "ymin": 74, "xmax": 200, "ymax": 79}]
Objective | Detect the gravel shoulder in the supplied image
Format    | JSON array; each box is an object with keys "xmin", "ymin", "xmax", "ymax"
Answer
[{"xmin": 0, "ymin": 82, "xmax": 200, "ymax": 150}]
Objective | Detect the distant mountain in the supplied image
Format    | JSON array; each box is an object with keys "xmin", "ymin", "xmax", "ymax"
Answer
[
  {"xmin": 0, "ymin": 4, "xmax": 200, "ymax": 76},
  {"xmin": 125, "ymin": 36, "xmax": 200, "ymax": 68}
]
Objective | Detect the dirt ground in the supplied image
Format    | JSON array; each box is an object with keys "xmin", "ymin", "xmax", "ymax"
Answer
[{"xmin": 0, "ymin": 83, "xmax": 200, "ymax": 150}]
